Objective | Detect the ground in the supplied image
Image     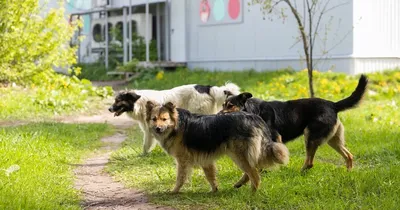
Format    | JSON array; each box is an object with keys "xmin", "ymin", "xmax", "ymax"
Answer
[
  {"xmin": 59, "ymin": 98, "xmax": 174, "ymax": 210},
  {"xmin": 0, "ymin": 86, "xmax": 174, "ymax": 210},
  {"xmin": 1, "ymin": 69, "xmax": 399, "ymax": 210}
]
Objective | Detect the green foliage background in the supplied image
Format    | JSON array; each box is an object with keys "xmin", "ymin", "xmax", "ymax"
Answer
[{"xmin": 0, "ymin": 0, "xmax": 113, "ymax": 118}]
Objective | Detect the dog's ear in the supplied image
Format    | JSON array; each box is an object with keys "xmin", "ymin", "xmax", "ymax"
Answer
[
  {"xmin": 239, "ymin": 92, "xmax": 252, "ymax": 100},
  {"xmin": 146, "ymin": 101, "xmax": 155, "ymax": 121},
  {"xmin": 127, "ymin": 92, "xmax": 141, "ymax": 101},
  {"xmin": 236, "ymin": 92, "xmax": 252, "ymax": 104},
  {"xmin": 163, "ymin": 102, "xmax": 176, "ymax": 112},
  {"xmin": 121, "ymin": 91, "xmax": 141, "ymax": 102},
  {"xmin": 223, "ymin": 90, "xmax": 233, "ymax": 97}
]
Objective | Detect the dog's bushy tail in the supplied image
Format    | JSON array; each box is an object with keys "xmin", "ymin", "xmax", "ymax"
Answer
[
  {"xmin": 334, "ymin": 74, "xmax": 368, "ymax": 112},
  {"xmin": 209, "ymin": 82, "xmax": 241, "ymax": 104},
  {"xmin": 271, "ymin": 142, "xmax": 290, "ymax": 165}
]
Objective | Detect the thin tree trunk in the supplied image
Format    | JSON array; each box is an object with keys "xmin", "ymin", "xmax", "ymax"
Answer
[
  {"xmin": 306, "ymin": 0, "xmax": 315, "ymax": 98},
  {"xmin": 284, "ymin": 0, "xmax": 314, "ymax": 97}
]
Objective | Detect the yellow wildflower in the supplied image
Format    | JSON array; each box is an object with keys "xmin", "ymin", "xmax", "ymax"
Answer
[{"xmin": 156, "ymin": 71, "xmax": 164, "ymax": 80}]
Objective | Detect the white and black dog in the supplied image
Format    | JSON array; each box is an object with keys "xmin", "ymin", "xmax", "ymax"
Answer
[{"xmin": 108, "ymin": 83, "xmax": 240, "ymax": 154}]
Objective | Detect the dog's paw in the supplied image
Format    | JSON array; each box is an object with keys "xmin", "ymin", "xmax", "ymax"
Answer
[
  {"xmin": 233, "ymin": 183, "xmax": 243, "ymax": 188},
  {"xmin": 211, "ymin": 187, "xmax": 218, "ymax": 193},
  {"xmin": 170, "ymin": 189, "xmax": 181, "ymax": 194},
  {"xmin": 138, "ymin": 152, "xmax": 149, "ymax": 157}
]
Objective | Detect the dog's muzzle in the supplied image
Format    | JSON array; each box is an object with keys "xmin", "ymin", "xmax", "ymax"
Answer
[
  {"xmin": 154, "ymin": 126, "xmax": 167, "ymax": 134},
  {"xmin": 108, "ymin": 106, "xmax": 124, "ymax": 117}
]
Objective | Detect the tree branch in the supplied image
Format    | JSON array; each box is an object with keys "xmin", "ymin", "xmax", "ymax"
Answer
[
  {"xmin": 284, "ymin": 0, "xmax": 314, "ymax": 97},
  {"xmin": 267, "ymin": 0, "xmax": 285, "ymax": 14},
  {"xmin": 311, "ymin": 0, "xmax": 331, "ymax": 52},
  {"xmin": 324, "ymin": 1, "xmax": 351, "ymax": 14}
]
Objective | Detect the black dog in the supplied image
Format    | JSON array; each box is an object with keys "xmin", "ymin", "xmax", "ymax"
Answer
[{"xmin": 220, "ymin": 75, "xmax": 368, "ymax": 171}]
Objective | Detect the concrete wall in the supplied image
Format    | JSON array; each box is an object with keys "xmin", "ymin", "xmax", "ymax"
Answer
[
  {"xmin": 352, "ymin": 0, "xmax": 400, "ymax": 74},
  {"xmin": 185, "ymin": 0, "xmax": 354, "ymax": 72},
  {"xmin": 170, "ymin": 0, "xmax": 187, "ymax": 62}
]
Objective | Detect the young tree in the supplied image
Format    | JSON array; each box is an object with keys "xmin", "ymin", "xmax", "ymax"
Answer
[
  {"xmin": 0, "ymin": 0, "xmax": 81, "ymax": 84},
  {"xmin": 250, "ymin": 0, "xmax": 351, "ymax": 97}
]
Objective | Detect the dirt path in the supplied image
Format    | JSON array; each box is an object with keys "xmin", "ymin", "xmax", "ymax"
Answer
[
  {"xmin": 61, "ymin": 109, "xmax": 174, "ymax": 210},
  {"xmin": 2, "ymin": 81, "xmax": 174, "ymax": 209}
]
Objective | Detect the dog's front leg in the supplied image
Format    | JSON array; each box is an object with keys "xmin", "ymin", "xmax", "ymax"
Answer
[
  {"xmin": 202, "ymin": 163, "xmax": 218, "ymax": 192},
  {"xmin": 142, "ymin": 132, "xmax": 156, "ymax": 154},
  {"xmin": 172, "ymin": 160, "xmax": 192, "ymax": 194},
  {"xmin": 139, "ymin": 123, "xmax": 156, "ymax": 154}
]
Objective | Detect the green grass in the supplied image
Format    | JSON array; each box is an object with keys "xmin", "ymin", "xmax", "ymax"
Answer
[
  {"xmin": 0, "ymin": 87, "xmax": 107, "ymax": 121},
  {"xmin": 0, "ymin": 122, "xmax": 112, "ymax": 210},
  {"xmin": 128, "ymin": 68, "xmax": 290, "ymax": 92},
  {"xmin": 75, "ymin": 62, "xmax": 119, "ymax": 81},
  {"xmin": 107, "ymin": 68, "xmax": 400, "ymax": 209}
]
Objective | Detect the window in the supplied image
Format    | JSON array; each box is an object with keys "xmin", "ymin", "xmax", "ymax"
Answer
[
  {"xmin": 93, "ymin": 23, "xmax": 103, "ymax": 42},
  {"xmin": 102, "ymin": 23, "xmax": 113, "ymax": 42},
  {"xmin": 115, "ymin": 21, "xmax": 123, "ymax": 42}
]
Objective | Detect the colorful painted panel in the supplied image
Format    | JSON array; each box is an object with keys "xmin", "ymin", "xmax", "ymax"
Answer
[{"xmin": 199, "ymin": 0, "xmax": 243, "ymax": 25}]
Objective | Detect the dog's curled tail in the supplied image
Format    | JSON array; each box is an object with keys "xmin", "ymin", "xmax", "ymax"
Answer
[
  {"xmin": 271, "ymin": 142, "xmax": 290, "ymax": 165},
  {"xmin": 334, "ymin": 74, "xmax": 368, "ymax": 112},
  {"xmin": 209, "ymin": 82, "xmax": 241, "ymax": 103}
]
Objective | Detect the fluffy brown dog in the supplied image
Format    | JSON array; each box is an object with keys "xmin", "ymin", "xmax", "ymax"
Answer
[{"xmin": 145, "ymin": 101, "xmax": 289, "ymax": 193}]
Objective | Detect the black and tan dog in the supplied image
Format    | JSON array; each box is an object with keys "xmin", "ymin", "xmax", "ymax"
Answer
[
  {"xmin": 220, "ymin": 75, "xmax": 368, "ymax": 171},
  {"xmin": 145, "ymin": 101, "xmax": 289, "ymax": 193}
]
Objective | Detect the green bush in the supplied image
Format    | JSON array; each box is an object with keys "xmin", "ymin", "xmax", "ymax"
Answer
[
  {"xmin": 0, "ymin": 0, "xmax": 113, "ymax": 116},
  {"xmin": 0, "ymin": 0, "xmax": 78, "ymax": 84},
  {"xmin": 74, "ymin": 62, "xmax": 118, "ymax": 81}
]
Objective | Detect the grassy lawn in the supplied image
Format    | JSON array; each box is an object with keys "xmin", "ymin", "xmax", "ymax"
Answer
[
  {"xmin": 0, "ymin": 87, "xmax": 107, "ymax": 122},
  {"xmin": 107, "ymin": 68, "xmax": 400, "ymax": 209},
  {"xmin": 0, "ymin": 122, "xmax": 112, "ymax": 210}
]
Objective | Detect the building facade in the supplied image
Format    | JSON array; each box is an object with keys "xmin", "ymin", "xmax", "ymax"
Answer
[{"xmin": 42, "ymin": 0, "xmax": 400, "ymax": 74}]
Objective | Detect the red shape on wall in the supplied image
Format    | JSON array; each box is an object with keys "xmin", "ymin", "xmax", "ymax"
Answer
[
  {"xmin": 228, "ymin": 0, "xmax": 240, "ymax": 20},
  {"xmin": 200, "ymin": 0, "xmax": 211, "ymax": 23}
]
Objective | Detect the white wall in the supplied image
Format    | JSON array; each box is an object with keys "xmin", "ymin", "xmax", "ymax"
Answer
[
  {"xmin": 170, "ymin": 0, "xmax": 186, "ymax": 62},
  {"xmin": 186, "ymin": 0, "xmax": 354, "ymax": 72},
  {"xmin": 353, "ymin": 0, "xmax": 400, "ymax": 58}
]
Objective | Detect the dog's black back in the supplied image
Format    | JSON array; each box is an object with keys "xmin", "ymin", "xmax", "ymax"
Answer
[
  {"xmin": 177, "ymin": 108, "xmax": 270, "ymax": 152},
  {"xmin": 244, "ymin": 98, "xmax": 339, "ymax": 142},
  {"xmin": 224, "ymin": 75, "xmax": 368, "ymax": 143}
]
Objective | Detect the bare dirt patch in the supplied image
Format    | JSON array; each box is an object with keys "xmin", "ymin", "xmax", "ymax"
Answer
[
  {"xmin": 73, "ymin": 132, "xmax": 173, "ymax": 210},
  {"xmin": 61, "ymin": 106, "xmax": 174, "ymax": 209}
]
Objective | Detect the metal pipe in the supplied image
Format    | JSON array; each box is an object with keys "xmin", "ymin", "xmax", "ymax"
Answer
[
  {"xmin": 145, "ymin": 0, "xmax": 150, "ymax": 62},
  {"xmin": 156, "ymin": 3, "xmax": 161, "ymax": 61},
  {"xmin": 123, "ymin": 6, "xmax": 127, "ymax": 64},
  {"xmin": 105, "ymin": 9, "xmax": 109, "ymax": 69},
  {"xmin": 128, "ymin": 0, "xmax": 132, "ymax": 61},
  {"xmin": 164, "ymin": 1, "xmax": 170, "ymax": 61}
]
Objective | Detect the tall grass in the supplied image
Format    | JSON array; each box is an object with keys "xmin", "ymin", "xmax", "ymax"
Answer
[
  {"xmin": 108, "ymin": 68, "xmax": 400, "ymax": 209},
  {"xmin": 0, "ymin": 123, "xmax": 112, "ymax": 210}
]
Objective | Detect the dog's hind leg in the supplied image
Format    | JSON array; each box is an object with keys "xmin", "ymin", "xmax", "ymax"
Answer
[
  {"xmin": 327, "ymin": 121, "xmax": 354, "ymax": 171},
  {"xmin": 202, "ymin": 163, "xmax": 218, "ymax": 192},
  {"xmin": 302, "ymin": 128, "xmax": 322, "ymax": 171},
  {"xmin": 302, "ymin": 120, "xmax": 339, "ymax": 171},
  {"xmin": 234, "ymin": 173, "xmax": 249, "ymax": 188},
  {"xmin": 229, "ymin": 153, "xmax": 260, "ymax": 192},
  {"xmin": 234, "ymin": 168, "xmax": 265, "ymax": 188},
  {"xmin": 172, "ymin": 160, "xmax": 192, "ymax": 193}
]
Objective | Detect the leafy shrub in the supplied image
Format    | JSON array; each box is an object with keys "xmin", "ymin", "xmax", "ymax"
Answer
[
  {"xmin": 74, "ymin": 62, "xmax": 118, "ymax": 81},
  {"xmin": 0, "ymin": 0, "xmax": 79, "ymax": 84},
  {"xmin": 0, "ymin": 0, "xmax": 113, "ymax": 117}
]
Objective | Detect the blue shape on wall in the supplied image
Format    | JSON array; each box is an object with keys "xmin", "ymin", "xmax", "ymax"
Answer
[{"xmin": 213, "ymin": 0, "xmax": 225, "ymax": 21}]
